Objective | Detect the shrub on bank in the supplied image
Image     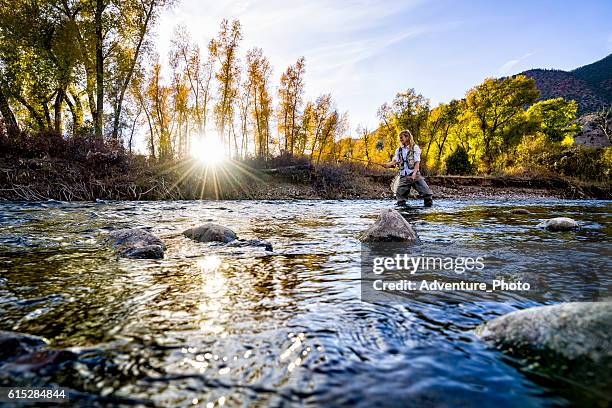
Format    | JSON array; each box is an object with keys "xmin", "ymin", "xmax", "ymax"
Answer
[
  {"xmin": 445, "ymin": 146, "xmax": 473, "ymax": 175},
  {"xmin": 542, "ymin": 146, "xmax": 611, "ymax": 182},
  {"xmin": 0, "ymin": 127, "xmax": 129, "ymax": 172},
  {"xmin": 515, "ymin": 132, "xmax": 611, "ymax": 182}
]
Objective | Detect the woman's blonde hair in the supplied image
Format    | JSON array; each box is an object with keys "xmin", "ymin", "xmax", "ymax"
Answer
[{"xmin": 398, "ymin": 130, "xmax": 415, "ymax": 147}]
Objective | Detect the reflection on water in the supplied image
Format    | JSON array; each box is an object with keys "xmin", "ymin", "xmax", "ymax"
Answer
[{"xmin": 0, "ymin": 199, "xmax": 610, "ymax": 406}]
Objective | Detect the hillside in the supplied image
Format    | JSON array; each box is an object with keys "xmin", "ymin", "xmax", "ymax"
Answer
[
  {"xmin": 519, "ymin": 53, "xmax": 611, "ymax": 114},
  {"xmin": 572, "ymin": 53, "xmax": 612, "ymax": 100}
]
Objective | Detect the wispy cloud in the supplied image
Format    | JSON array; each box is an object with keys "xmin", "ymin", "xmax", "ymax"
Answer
[
  {"xmin": 305, "ymin": 25, "xmax": 438, "ymax": 73},
  {"xmin": 498, "ymin": 52, "xmax": 535, "ymax": 76}
]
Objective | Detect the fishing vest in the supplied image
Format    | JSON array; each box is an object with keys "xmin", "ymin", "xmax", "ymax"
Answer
[{"xmin": 396, "ymin": 146, "xmax": 415, "ymax": 174}]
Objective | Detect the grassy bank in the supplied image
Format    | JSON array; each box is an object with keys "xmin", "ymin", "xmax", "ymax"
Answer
[{"xmin": 1, "ymin": 155, "xmax": 610, "ymax": 201}]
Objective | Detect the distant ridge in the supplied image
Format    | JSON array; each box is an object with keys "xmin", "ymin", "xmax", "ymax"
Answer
[
  {"xmin": 572, "ymin": 53, "xmax": 612, "ymax": 100},
  {"xmin": 518, "ymin": 53, "xmax": 611, "ymax": 114}
]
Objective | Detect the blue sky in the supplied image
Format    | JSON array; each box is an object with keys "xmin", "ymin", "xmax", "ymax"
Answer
[{"xmin": 154, "ymin": 0, "xmax": 612, "ymax": 130}]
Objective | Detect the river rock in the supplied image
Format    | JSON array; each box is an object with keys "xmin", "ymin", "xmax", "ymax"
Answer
[
  {"xmin": 183, "ymin": 223, "xmax": 237, "ymax": 243},
  {"xmin": 226, "ymin": 239, "xmax": 273, "ymax": 251},
  {"xmin": 0, "ymin": 331, "xmax": 48, "ymax": 362},
  {"xmin": 360, "ymin": 209, "xmax": 420, "ymax": 243},
  {"xmin": 539, "ymin": 217, "xmax": 579, "ymax": 231},
  {"xmin": 511, "ymin": 208, "xmax": 531, "ymax": 215},
  {"xmin": 476, "ymin": 302, "xmax": 612, "ymax": 374},
  {"xmin": 105, "ymin": 228, "xmax": 166, "ymax": 259},
  {"xmin": 2, "ymin": 349, "xmax": 78, "ymax": 373}
]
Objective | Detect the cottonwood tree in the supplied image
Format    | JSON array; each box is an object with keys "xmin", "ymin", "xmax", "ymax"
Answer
[
  {"xmin": 146, "ymin": 61, "xmax": 172, "ymax": 160},
  {"xmin": 433, "ymin": 99, "xmax": 462, "ymax": 164},
  {"xmin": 236, "ymin": 78, "xmax": 251, "ymax": 158},
  {"xmin": 277, "ymin": 57, "xmax": 305, "ymax": 154},
  {"xmin": 526, "ymin": 98, "xmax": 579, "ymax": 142},
  {"xmin": 108, "ymin": 0, "xmax": 170, "ymax": 143},
  {"xmin": 377, "ymin": 89, "xmax": 430, "ymax": 159},
  {"xmin": 0, "ymin": 0, "xmax": 79, "ymax": 133},
  {"xmin": 356, "ymin": 125, "xmax": 372, "ymax": 165},
  {"xmin": 209, "ymin": 19, "xmax": 242, "ymax": 148},
  {"xmin": 129, "ymin": 70, "xmax": 156, "ymax": 159},
  {"xmin": 0, "ymin": 0, "xmax": 170, "ymax": 142},
  {"xmin": 246, "ymin": 47, "xmax": 272, "ymax": 158},
  {"xmin": 301, "ymin": 94, "xmax": 342, "ymax": 162},
  {"xmin": 169, "ymin": 25, "xmax": 214, "ymax": 138},
  {"xmin": 466, "ymin": 75, "xmax": 539, "ymax": 170}
]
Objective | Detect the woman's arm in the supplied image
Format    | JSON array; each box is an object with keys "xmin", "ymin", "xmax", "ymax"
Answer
[
  {"xmin": 382, "ymin": 159, "xmax": 398, "ymax": 168},
  {"xmin": 411, "ymin": 145, "xmax": 421, "ymax": 178},
  {"xmin": 411, "ymin": 161, "xmax": 420, "ymax": 179}
]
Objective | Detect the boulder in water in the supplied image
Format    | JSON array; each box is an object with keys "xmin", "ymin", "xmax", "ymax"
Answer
[
  {"xmin": 0, "ymin": 331, "xmax": 48, "ymax": 362},
  {"xmin": 511, "ymin": 208, "xmax": 531, "ymax": 215},
  {"xmin": 539, "ymin": 217, "xmax": 579, "ymax": 231},
  {"xmin": 184, "ymin": 223, "xmax": 237, "ymax": 243},
  {"xmin": 360, "ymin": 209, "xmax": 420, "ymax": 243},
  {"xmin": 476, "ymin": 302, "xmax": 612, "ymax": 377},
  {"xmin": 105, "ymin": 228, "xmax": 165, "ymax": 259}
]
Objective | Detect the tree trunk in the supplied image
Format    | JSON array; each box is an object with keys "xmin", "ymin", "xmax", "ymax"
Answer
[
  {"xmin": 111, "ymin": 0, "xmax": 155, "ymax": 141},
  {"xmin": 0, "ymin": 88, "xmax": 18, "ymax": 131},
  {"xmin": 53, "ymin": 87, "xmax": 66, "ymax": 134},
  {"xmin": 12, "ymin": 94, "xmax": 45, "ymax": 129},
  {"xmin": 128, "ymin": 110, "xmax": 140, "ymax": 155},
  {"xmin": 144, "ymin": 108, "xmax": 156, "ymax": 160},
  {"xmin": 68, "ymin": 89, "xmax": 84, "ymax": 134},
  {"xmin": 289, "ymin": 98, "xmax": 297, "ymax": 155},
  {"xmin": 253, "ymin": 86, "xmax": 262, "ymax": 157},
  {"xmin": 95, "ymin": 0, "xmax": 105, "ymax": 140},
  {"xmin": 201, "ymin": 68, "xmax": 212, "ymax": 137}
]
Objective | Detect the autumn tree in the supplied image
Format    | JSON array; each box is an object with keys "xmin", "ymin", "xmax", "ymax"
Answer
[
  {"xmin": 0, "ymin": 0, "xmax": 79, "ymax": 133},
  {"xmin": 378, "ymin": 89, "xmax": 430, "ymax": 137},
  {"xmin": 302, "ymin": 94, "xmax": 333, "ymax": 160},
  {"xmin": 377, "ymin": 89, "xmax": 430, "ymax": 159},
  {"xmin": 296, "ymin": 101, "xmax": 314, "ymax": 155},
  {"xmin": 466, "ymin": 75, "xmax": 539, "ymax": 170},
  {"xmin": 246, "ymin": 47, "xmax": 273, "ymax": 158},
  {"xmin": 129, "ymin": 70, "xmax": 156, "ymax": 159},
  {"xmin": 236, "ymin": 79, "xmax": 251, "ymax": 158},
  {"xmin": 209, "ymin": 19, "xmax": 242, "ymax": 148},
  {"xmin": 526, "ymin": 98, "xmax": 579, "ymax": 142},
  {"xmin": 0, "ymin": 0, "xmax": 170, "ymax": 143},
  {"xmin": 433, "ymin": 99, "xmax": 462, "ymax": 164},
  {"xmin": 147, "ymin": 61, "xmax": 172, "ymax": 160},
  {"xmin": 356, "ymin": 125, "xmax": 372, "ymax": 165},
  {"xmin": 169, "ymin": 25, "xmax": 214, "ymax": 138},
  {"xmin": 277, "ymin": 57, "xmax": 306, "ymax": 154},
  {"xmin": 108, "ymin": 0, "xmax": 169, "ymax": 143}
]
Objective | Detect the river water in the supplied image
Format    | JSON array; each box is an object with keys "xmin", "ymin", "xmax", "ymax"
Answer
[{"xmin": 0, "ymin": 199, "xmax": 610, "ymax": 407}]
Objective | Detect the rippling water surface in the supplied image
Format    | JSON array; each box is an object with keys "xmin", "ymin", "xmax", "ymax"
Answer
[{"xmin": 0, "ymin": 199, "xmax": 610, "ymax": 407}]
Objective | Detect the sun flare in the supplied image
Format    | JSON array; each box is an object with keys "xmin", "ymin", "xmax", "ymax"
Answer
[{"xmin": 190, "ymin": 135, "xmax": 227, "ymax": 165}]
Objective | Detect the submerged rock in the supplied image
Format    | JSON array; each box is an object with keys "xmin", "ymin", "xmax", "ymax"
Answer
[
  {"xmin": 2, "ymin": 349, "xmax": 78, "ymax": 373},
  {"xmin": 539, "ymin": 217, "xmax": 579, "ymax": 231},
  {"xmin": 0, "ymin": 331, "xmax": 48, "ymax": 362},
  {"xmin": 476, "ymin": 302, "xmax": 612, "ymax": 376},
  {"xmin": 226, "ymin": 239, "xmax": 273, "ymax": 251},
  {"xmin": 183, "ymin": 223, "xmax": 237, "ymax": 243},
  {"xmin": 105, "ymin": 228, "xmax": 165, "ymax": 259},
  {"xmin": 360, "ymin": 209, "xmax": 420, "ymax": 243},
  {"xmin": 511, "ymin": 208, "xmax": 531, "ymax": 215}
]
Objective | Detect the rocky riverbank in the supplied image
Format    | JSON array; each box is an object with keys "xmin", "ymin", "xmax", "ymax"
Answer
[{"xmin": 0, "ymin": 157, "xmax": 610, "ymax": 201}]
